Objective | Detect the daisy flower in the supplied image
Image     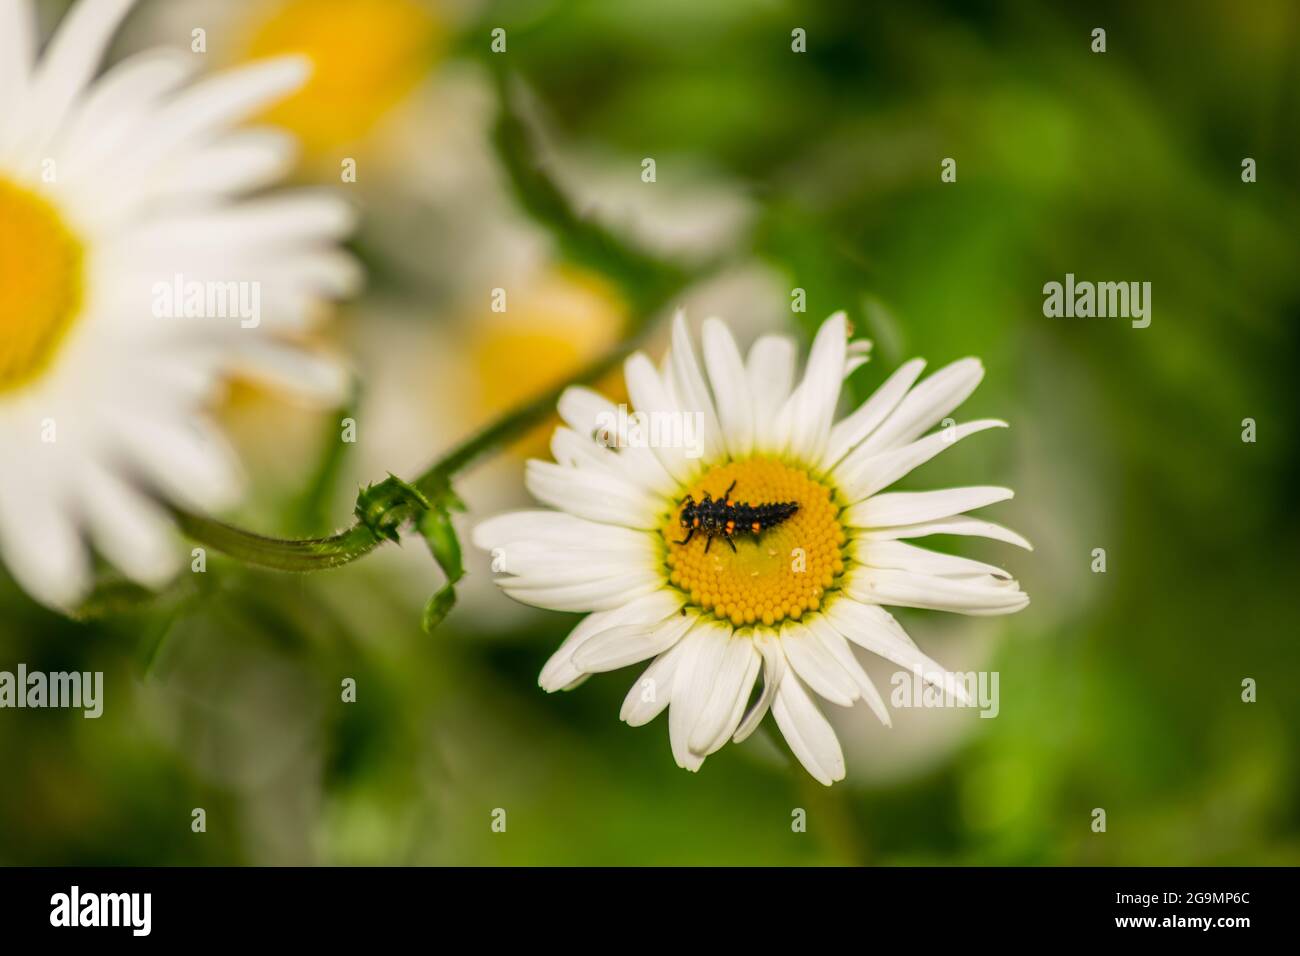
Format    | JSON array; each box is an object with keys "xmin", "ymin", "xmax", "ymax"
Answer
[
  {"xmin": 474, "ymin": 311, "xmax": 1030, "ymax": 784},
  {"xmin": 0, "ymin": 0, "xmax": 359, "ymax": 608}
]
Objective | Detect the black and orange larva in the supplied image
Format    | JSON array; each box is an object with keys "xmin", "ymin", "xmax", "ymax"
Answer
[{"xmin": 675, "ymin": 481, "xmax": 800, "ymax": 553}]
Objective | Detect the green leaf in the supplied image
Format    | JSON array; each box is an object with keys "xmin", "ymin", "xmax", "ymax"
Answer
[
  {"xmin": 416, "ymin": 505, "xmax": 465, "ymax": 634},
  {"xmin": 421, "ymin": 584, "xmax": 458, "ymax": 633}
]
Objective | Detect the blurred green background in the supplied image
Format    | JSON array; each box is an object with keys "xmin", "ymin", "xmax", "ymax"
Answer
[{"xmin": 2, "ymin": 0, "xmax": 1298, "ymax": 865}]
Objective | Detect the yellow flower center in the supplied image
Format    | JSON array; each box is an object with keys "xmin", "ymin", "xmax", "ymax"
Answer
[
  {"xmin": 0, "ymin": 178, "xmax": 84, "ymax": 394},
  {"xmin": 664, "ymin": 458, "xmax": 847, "ymax": 628},
  {"xmin": 242, "ymin": 0, "xmax": 442, "ymax": 158}
]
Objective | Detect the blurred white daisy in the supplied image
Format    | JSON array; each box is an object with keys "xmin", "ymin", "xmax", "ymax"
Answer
[
  {"xmin": 474, "ymin": 311, "xmax": 1030, "ymax": 785},
  {"xmin": 0, "ymin": 0, "xmax": 359, "ymax": 608}
]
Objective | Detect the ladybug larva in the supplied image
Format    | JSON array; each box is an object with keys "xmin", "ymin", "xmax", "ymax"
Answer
[{"xmin": 675, "ymin": 481, "xmax": 800, "ymax": 553}]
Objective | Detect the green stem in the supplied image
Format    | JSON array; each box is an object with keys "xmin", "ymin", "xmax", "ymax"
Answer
[
  {"xmin": 172, "ymin": 333, "xmax": 641, "ymax": 573},
  {"xmin": 172, "ymin": 511, "xmax": 382, "ymax": 571}
]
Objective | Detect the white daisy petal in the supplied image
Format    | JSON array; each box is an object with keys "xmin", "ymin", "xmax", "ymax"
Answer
[
  {"xmin": 668, "ymin": 621, "xmax": 730, "ymax": 772},
  {"xmin": 688, "ymin": 630, "xmax": 760, "ymax": 754},
  {"xmin": 540, "ymin": 592, "xmax": 681, "ymax": 692},
  {"xmin": 548, "ymin": 425, "xmax": 682, "ymax": 508},
  {"xmin": 539, "ymin": 624, "xmax": 607, "ymax": 693},
  {"xmin": 472, "ymin": 510, "xmax": 648, "ymax": 554},
  {"xmin": 490, "ymin": 542, "xmax": 649, "ymax": 574},
  {"xmin": 845, "ymin": 486, "xmax": 1014, "ymax": 528},
  {"xmin": 113, "ymin": 417, "xmax": 245, "ymax": 513},
  {"xmin": 502, "ymin": 571, "xmax": 663, "ymax": 614},
  {"xmin": 556, "ymin": 385, "xmax": 677, "ymax": 495},
  {"xmin": 824, "ymin": 599, "xmax": 972, "ymax": 705},
  {"xmin": 746, "ymin": 334, "xmax": 797, "ymax": 452},
  {"xmin": 733, "ymin": 630, "xmax": 785, "ymax": 743},
  {"xmin": 11, "ymin": 0, "xmax": 136, "ymax": 165},
  {"xmin": 525, "ymin": 459, "xmax": 662, "ymax": 529},
  {"xmin": 786, "ymin": 311, "xmax": 847, "ymax": 465},
  {"xmin": 668, "ymin": 310, "xmax": 725, "ymax": 461},
  {"xmin": 823, "ymin": 358, "xmax": 926, "ymax": 469},
  {"xmin": 803, "ymin": 614, "xmax": 891, "ymax": 727},
  {"xmin": 620, "ymin": 637, "xmax": 690, "ymax": 726},
  {"xmin": 716, "ymin": 640, "xmax": 762, "ymax": 749},
  {"xmin": 0, "ymin": 0, "xmax": 35, "ymax": 122},
  {"xmin": 771, "ymin": 668, "xmax": 846, "ymax": 786},
  {"xmin": 0, "ymin": 471, "xmax": 91, "ymax": 609},
  {"xmin": 102, "ymin": 56, "xmax": 311, "ymax": 183},
  {"xmin": 126, "ymin": 191, "xmax": 356, "ymax": 250},
  {"xmin": 845, "ymin": 567, "xmax": 1029, "ymax": 617},
  {"xmin": 779, "ymin": 619, "xmax": 858, "ymax": 707},
  {"xmin": 551, "ymin": 425, "xmax": 620, "ymax": 473},
  {"xmin": 837, "ymin": 419, "xmax": 1008, "ymax": 503},
  {"xmin": 843, "ymin": 357, "xmax": 868, "ymax": 378},
  {"xmin": 77, "ymin": 463, "xmax": 180, "ymax": 589},
  {"xmin": 148, "ymin": 128, "xmax": 299, "ymax": 200},
  {"xmin": 491, "ymin": 548, "xmax": 651, "ymax": 588},
  {"xmin": 851, "ymin": 358, "xmax": 985, "ymax": 457},
  {"xmin": 556, "ymin": 385, "xmax": 615, "ymax": 434},
  {"xmin": 855, "ymin": 539, "xmax": 1012, "ymax": 580},
  {"xmin": 623, "ymin": 351, "xmax": 697, "ymax": 484},
  {"xmin": 862, "ymin": 514, "xmax": 1033, "ymax": 551},
  {"xmin": 555, "ymin": 385, "xmax": 612, "ymax": 434},
  {"xmin": 572, "ymin": 610, "xmax": 695, "ymax": 673},
  {"xmin": 53, "ymin": 49, "xmax": 194, "ymax": 176},
  {"xmin": 843, "ymin": 338, "xmax": 873, "ymax": 378},
  {"xmin": 701, "ymin": 317, "xmax": 754, "ymax": 458}
]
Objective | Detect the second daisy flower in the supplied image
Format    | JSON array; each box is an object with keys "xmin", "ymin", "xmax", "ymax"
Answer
[{"xmin": 474, "ymin": 311, "xmax": 1030, "ymax": 785}]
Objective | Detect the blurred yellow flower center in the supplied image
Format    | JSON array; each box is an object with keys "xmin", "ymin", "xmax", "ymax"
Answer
[
  {"xmin": 664, "ymin": 458, "xmax": 846, "ymax": 628},
  {"xmin": 472, "ymin": 268, "xmax": 626, "ymax": 457},
  {"xmin": 243, "ymin": 0, "xmax": 441, "ymax": 157},
  {"xmin": 0, "ymin": 178, "xmax": 84, "ymax": 394}
]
